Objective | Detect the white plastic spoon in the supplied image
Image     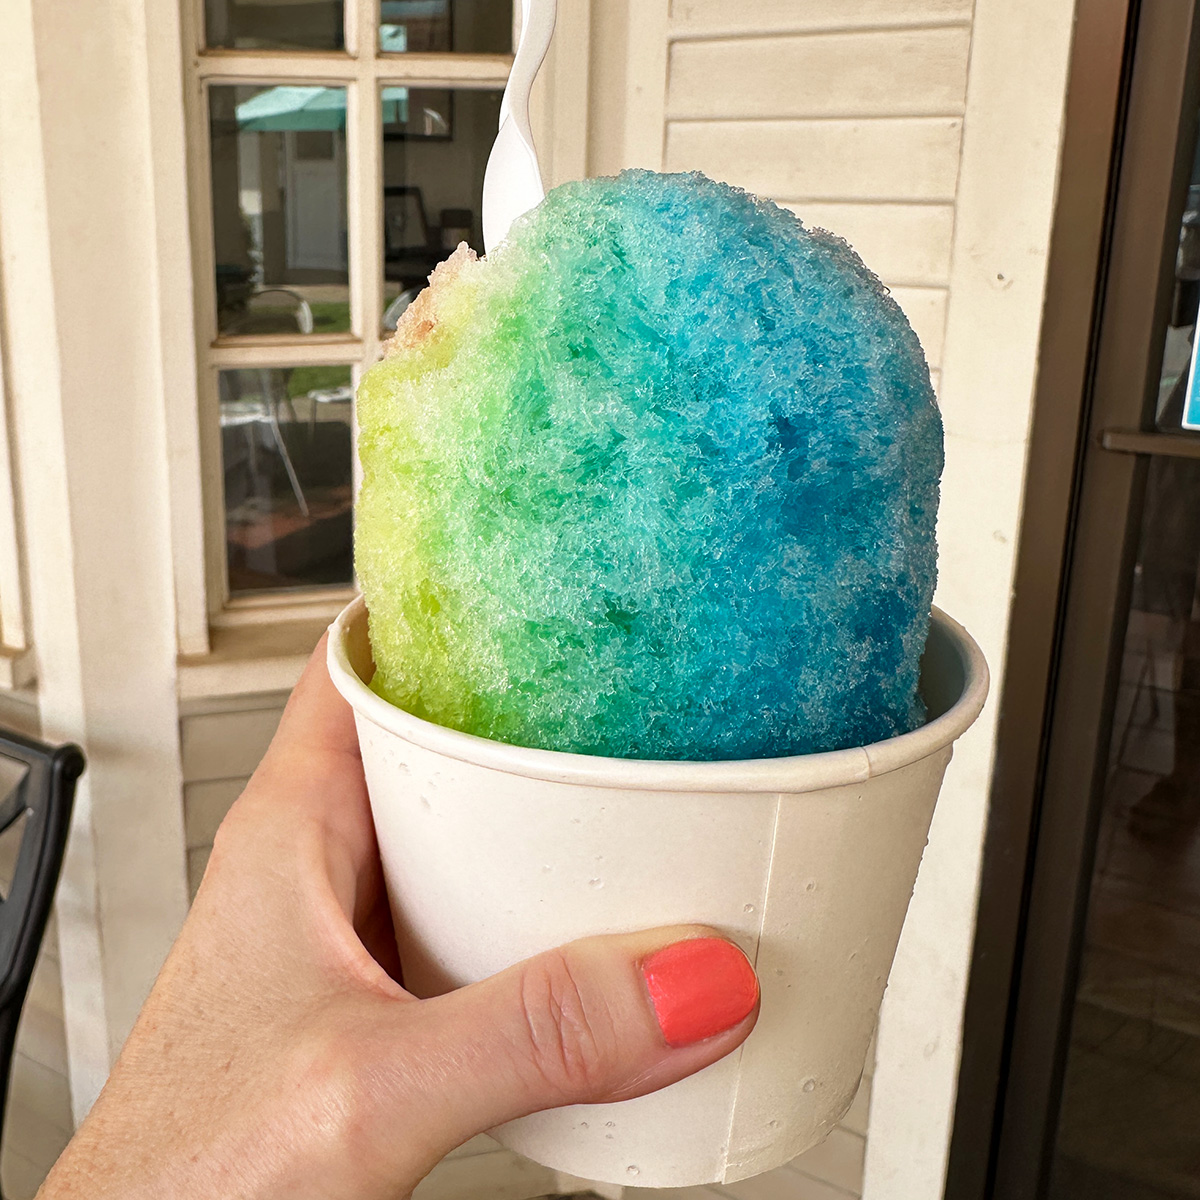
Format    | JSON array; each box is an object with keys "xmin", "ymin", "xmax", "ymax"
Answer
[{"xmin": 482, "ymin": 0, "xmax": 557, "ymax": 255}]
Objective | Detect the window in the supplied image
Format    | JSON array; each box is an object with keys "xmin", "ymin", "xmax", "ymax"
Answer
[{"xmin": 184, "ymin": 0, "xmax": 513, "ymax": 610}]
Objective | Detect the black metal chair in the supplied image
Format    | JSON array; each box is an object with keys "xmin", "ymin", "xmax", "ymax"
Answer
[{"xmin": 0, "ymin": 732, "xmax": 84, "ymax": 1196}]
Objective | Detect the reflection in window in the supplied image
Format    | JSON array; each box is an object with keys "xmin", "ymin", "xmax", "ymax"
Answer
[
  {"xmin": 220, "ymin": 365, "xmax": 354, "ymax": 592},
  {"xmin": 209, "ymin": 86, "xmax": 350, "ymax": 337},
  {"xmin": 1157, "ymin": 116, "xmax": 1200, "ymax": 432},
  {"xmin": 380, "ymin": 0, "xmax": 512, "ymax": 54},
  {"xmin": 205, "ymin": 0, "xmax": 345, "ymax": 50},
  {"xmin": 381, "ymin": 87, "xmax": 501, "ymax": 330}
]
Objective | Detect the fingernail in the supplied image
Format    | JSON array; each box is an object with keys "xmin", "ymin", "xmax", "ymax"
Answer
[{"xmin": 642, "ymin": 938, "xmax": 759, "ymax": 1048}]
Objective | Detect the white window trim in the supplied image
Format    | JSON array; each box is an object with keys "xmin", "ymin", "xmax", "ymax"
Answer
[{"xmin": 164, "ymin": 0, "xmax": 591, "ymax": 696}]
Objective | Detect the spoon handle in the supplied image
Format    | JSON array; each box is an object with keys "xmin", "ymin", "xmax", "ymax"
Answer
[
  {"xmin": 482, "ymin": 0, "xmax": 558, "ymax": 254},
  {"xmin": 503, "ymin": 0, "xmax": 557, "ymax": 129}
]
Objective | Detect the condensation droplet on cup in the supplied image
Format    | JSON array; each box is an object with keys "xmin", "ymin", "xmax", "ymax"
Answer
[
  {"xmin": 768, "ymin": 1119, "xmax": 779, "ymax": 1128},
  {"xmin": 743, "ymin": 903, "xmax": 755, "ymax": 913},
  {"xmin": 626, "ymin": 1166, "xmax": 640, "ymax": 1178},
  {"xmin": 802, "ymin": 1078, "xmax": 816, "ymax": 1093},
  {"xmin": 805, "ymin": 880, "xmax": 817, "ymax": 892},
  {"xmin": 605, "ymin": 1121, "xmax": 616, "ymax": 1128},
  {"xmin": 570, "ymin": 817, "xmax": 581, "ymax": 825},
  {"xmin": 589, "ymin": 878, "xmax": 603, "ymax": 888},
  {"xmin": 542, "ymin": 864, "xmax": 551, "ymax": 873},
  {"xmin": 579, "ymin": 1121, "xmax": 589, "ymax": 1130}
]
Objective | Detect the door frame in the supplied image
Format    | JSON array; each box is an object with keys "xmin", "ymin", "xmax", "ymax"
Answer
[{"xmin": 946, "ymin": 1, "xmax": 1200, "ymax": 1195}]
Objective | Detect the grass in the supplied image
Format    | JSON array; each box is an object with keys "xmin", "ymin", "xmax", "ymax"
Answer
[
  {"xmin": 309, "ymin": 302, "xmax": 351, "ymax": 333},
  {"xmin": 287, "ymin": 364, "xmax": 352, "ymax": 400}
]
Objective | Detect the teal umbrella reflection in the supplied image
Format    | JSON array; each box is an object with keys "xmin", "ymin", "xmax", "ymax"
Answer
[
  {"xmin": 234, "ymin": 85, "xmax": 417, "ymax": 132},
  {"xmin": 235, "ymin": 86, "xmax": 348, "ymax": 132}
]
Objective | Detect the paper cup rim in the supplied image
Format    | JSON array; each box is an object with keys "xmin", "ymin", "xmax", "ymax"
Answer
[{"xmin": 327, "ymin": 595, "xmax": 988, "ymax": 793}]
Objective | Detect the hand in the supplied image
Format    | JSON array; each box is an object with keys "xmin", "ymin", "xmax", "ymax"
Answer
[{"xmin": 39, "ymin": 638, "xmax": 759, "ymax": 1200}]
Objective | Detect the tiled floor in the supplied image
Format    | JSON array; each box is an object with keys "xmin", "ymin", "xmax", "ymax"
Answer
[{"xmin": 1049, "ymin": 608, "xmax": 1200, "ymax": 1199}]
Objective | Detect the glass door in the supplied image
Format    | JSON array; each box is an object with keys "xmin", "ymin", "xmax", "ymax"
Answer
[
  {"xmin": 1050, "ymin": 198, "xmax": 1200, "ymax": 1198},
  {"xmin": 979, "ymin": 2, "xmax": 1200, "ymax": 1196}
]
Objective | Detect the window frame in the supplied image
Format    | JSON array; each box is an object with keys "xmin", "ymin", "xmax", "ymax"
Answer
[{"xmin": 177, "ymin": 0, "xmax": 517, "ymax": 653}]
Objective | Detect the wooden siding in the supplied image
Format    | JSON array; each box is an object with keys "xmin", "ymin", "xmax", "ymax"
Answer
[
  {"xmin": 666, "ymin": 117, "xmax": 963, "ymax": 203},
  {"xmin": 183, "ymin": 777, "xmax": 247, "ymax": 848},
  {"xmin": 780, "ymin": 203, "xmax": 954, "ymax": 286},
  {"xmin": 180, "ymin": 692, "xmax": 286, "ymax": 900},
  {"xmin": 669, "ymin": 0, "xmax": 973, "ymax": 38},
  {"xmin": 180, "ymin": 705, "xmax": 285, "ymax": 784},
  {"xmin": 668, "ymin": 28, "xmax": 970, "ymax": 120},
  {"xmin": 891, "ymin": 287, "xmax": 949, "ymax": 369}
]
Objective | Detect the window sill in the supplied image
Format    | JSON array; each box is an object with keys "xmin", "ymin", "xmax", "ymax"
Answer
[
  {"xmin": 215, "ymin": 587, "xmax": 355, "ymax": 628},
  {"xmin": 177, "ymin": 615, "xmax": 332, "ymax": 701}
]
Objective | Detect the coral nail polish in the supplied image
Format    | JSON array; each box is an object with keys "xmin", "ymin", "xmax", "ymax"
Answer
[{"xmin": 642, "ymin": 938, "xmax": 759, "ymax": 1048}]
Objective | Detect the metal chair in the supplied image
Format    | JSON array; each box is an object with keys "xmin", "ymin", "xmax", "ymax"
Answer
[
  {"xmin": 223, "ymin": 287, "xmax": 315, "ymax": 337},
  {"xmin": 0, "ymin": 732, "xmax": 84, "ymax": 1197},
  {"xmin": 220, "ymin": 370, "xmax": 311, "ymax": 518},
  {"xmin": 219, "ymin": 288, "xmax": 315, "ymax": 518}
]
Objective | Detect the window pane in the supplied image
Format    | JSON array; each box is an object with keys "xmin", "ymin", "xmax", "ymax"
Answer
[
  {"xmin": 205, "ymin": 0, "xmax": 345, "ymax": 51},
  {"xmin": 219, "ymin": 365, "xmax": 353, "ymax": 593},
  {"xmin": 209, "ymin": 86, "xmax": 350, "ymax": 338},
  {"xmin": 380, "ymin": 0, "xmax": 512, "ymax": 53},
  {"xmin": 382, "ymin": 87, "xmax": 501, "ymax": 331}
]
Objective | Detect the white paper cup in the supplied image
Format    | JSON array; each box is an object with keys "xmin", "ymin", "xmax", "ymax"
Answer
[{"xmin": 327, "ymin": 597, "xmax": 987, "ymax": 1187}]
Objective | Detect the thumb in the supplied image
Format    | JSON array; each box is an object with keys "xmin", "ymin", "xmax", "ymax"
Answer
[{"xmin": 396, "ymin": 926, "xmax": 759, "ymax": 1159}]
